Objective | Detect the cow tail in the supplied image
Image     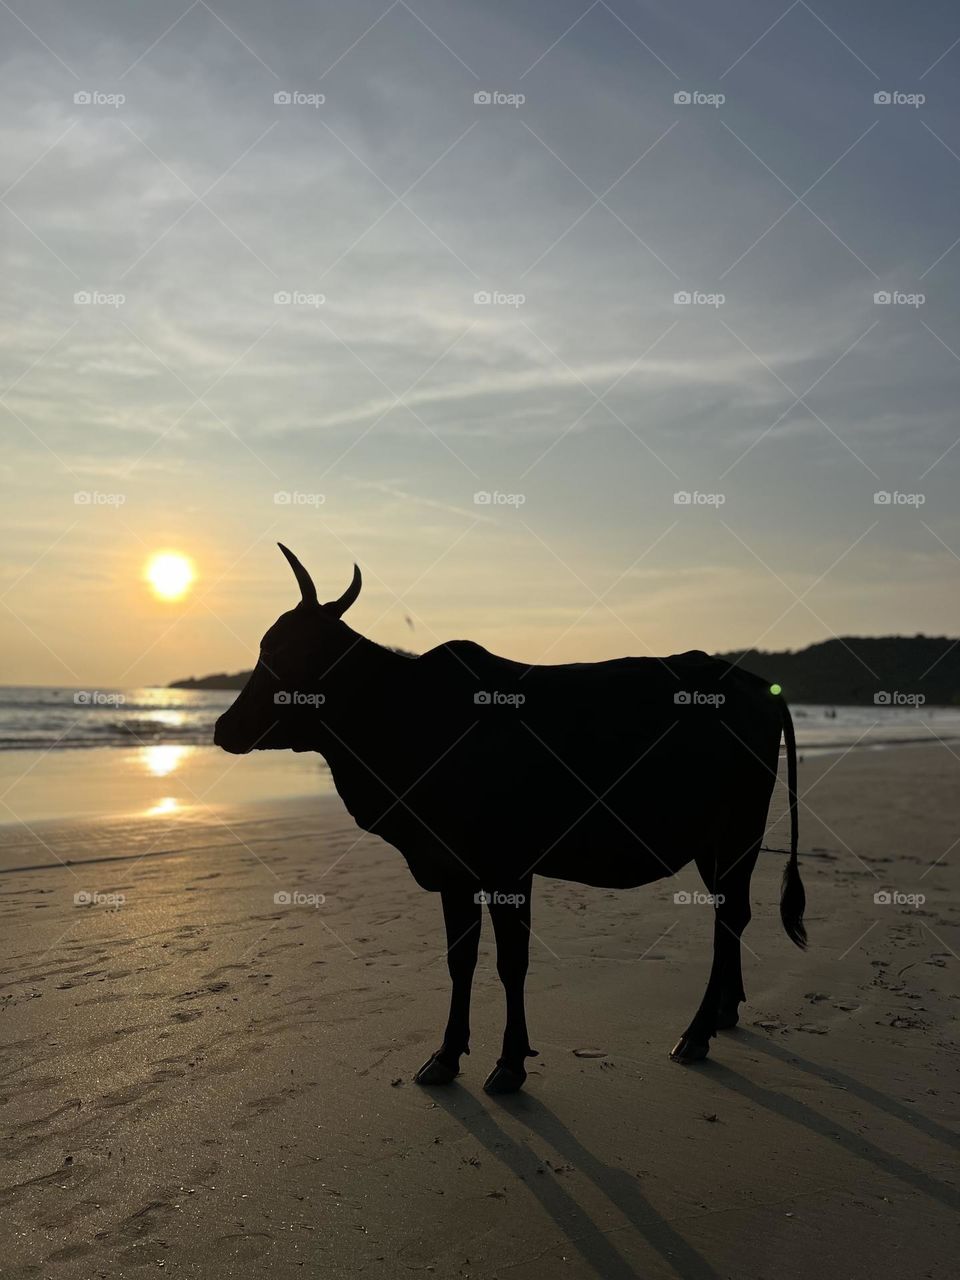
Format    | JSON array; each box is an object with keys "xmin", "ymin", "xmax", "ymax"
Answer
[{"xmin": 778, "ymin": 697, "xmax": 807, "ymax": 948}]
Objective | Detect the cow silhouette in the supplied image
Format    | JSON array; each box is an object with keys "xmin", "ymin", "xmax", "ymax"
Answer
[{"xmin": 215, "ymin": 546, "xmax": 805, "ymax": 1094}]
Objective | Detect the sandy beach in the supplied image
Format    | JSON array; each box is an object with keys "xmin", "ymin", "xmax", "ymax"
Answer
[{"xmin": 2, "ymin": 743, "xmax": 958, "ymax": 1279}]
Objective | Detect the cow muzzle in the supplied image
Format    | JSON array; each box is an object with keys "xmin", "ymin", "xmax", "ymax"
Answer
[{"xmin": 213, "ymin": 711, "xmax": 255, "ymax": 755}]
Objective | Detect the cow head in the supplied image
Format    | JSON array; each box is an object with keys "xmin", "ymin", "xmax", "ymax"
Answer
[{"xmin": 213, "ymin": 545, "xmax": 362, "ymax": 755}]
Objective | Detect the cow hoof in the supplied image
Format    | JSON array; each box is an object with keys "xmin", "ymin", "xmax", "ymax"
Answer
[
  {"xmin": 414, "ymin": 1052, "xmax": 459, "ymax": 1086},
  {"xmin": 483, "ymin": 1062, "xmax": 526, "ymax": 1095},
  {"xmin": 670, "ymin": 1035, "xmax": 710, "ymax": 1064}
]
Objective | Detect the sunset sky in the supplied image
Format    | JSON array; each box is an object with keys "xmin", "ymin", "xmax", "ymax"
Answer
[{"xmin": 2, "ymin": 0, "xmax": 959, "ymax": 686}]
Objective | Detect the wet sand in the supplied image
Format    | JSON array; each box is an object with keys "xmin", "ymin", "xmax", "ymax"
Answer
[{"xmin": 1, "ymin": 744, "xmax": 958, "ymax": 1278}]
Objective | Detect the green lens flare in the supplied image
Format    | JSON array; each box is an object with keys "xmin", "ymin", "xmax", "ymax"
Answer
[{"xmin": 769, "ymin": 683, "xmax": 782, "ymax": 696}]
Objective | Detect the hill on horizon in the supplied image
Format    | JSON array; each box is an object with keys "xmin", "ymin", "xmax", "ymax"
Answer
[{"xmin": 171, "ymin": 634, "xmax": 960, "ymax": 706}]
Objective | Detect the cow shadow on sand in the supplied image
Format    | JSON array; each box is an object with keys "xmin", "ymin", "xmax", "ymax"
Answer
[
  {"xmin": 431, "ymin": 1087, "xmax": 722, "ymax": 1280},
  {"xmin": 688, "ymin": 1029, "xmax": 960, "ymax": 1223},
  {"xmin": 432, "ymin": 1029, "xmax": 960, "ymax": 1279},
  {"xmin": 732, "ymin": 1028, "xmax": 960, "ymax": 1155},
  {"xmin": 695, "ymin": 1032, "xmax": 960, "ymax": 1217}
]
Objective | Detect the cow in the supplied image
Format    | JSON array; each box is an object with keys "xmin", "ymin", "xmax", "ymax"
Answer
[{"xmin": 214, "ymin": 546, "xmax": 805, "ymax": 1095}]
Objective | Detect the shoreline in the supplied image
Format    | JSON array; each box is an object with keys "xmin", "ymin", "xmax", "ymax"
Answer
[
  {"xmin": 0, "ymin": 734, "xmax": 958, "ymax": 831},
  {"xmin": 0, "ymin": 738, "xmax": 953, "ymax": 861},
  {"xmin": 0, "ymin": 792, "xmax": 339, "ymax": 870}
]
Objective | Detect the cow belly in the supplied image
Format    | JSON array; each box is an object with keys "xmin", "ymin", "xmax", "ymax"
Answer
[
  {"xmin": 383, "ymin": 806, "xmax": 711, "ymax": 893},
  {"xmin": 393, "ymin": 832, "xmax": 692, "ymax": 893},
  {"xmin": 522, "ymin": 809, "xmax": 706, "ymax": 888},
  {"xmin": 535, "ymin": 847, "xmax": 686, "ymax": 890}
]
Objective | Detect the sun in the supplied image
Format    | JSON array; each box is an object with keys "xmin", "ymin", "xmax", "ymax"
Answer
[{"xmin": 146, "ymin": 552, "xmax": 195, "ymax": 601}]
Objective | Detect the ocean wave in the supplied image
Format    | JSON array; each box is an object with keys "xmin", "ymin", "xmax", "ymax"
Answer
[
  {"xmin": 0, "ymin": 722, "xmax": 218, "ymax": 750},
  {"xmin": 0, "ymin": 686, "xmax": 232, "ymax": 750},
  {"xmin": 0, "ymin": 734, "xmax": 215, "ymax": 751}
]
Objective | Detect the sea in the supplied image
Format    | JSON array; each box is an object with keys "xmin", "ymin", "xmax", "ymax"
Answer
[
  {"xmin": 0, "ymin": 686, "xmax": 957, "ymax": 826},
  {"xmin": 0, "ymin": 685, "xmax": 232, "ymax": 751},
  {"xmin": 0, "ymin": 686, "xmax": 959, "ymax": 754}
]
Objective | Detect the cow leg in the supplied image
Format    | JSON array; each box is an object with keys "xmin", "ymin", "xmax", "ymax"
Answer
[
  {"xmin": 670, "ymin": 836, "xmax": 761, "ymax": 1064},
  {"xmin": 714, "ymin": 844, "xmax": 759, "ymax": 1029},
  {"xmin": 483, "ymin": 879, "xmax": 538, "ymax": 1095},
  {"xmin": 414, "ymin": 886, "xmax": 481, "ymax": 1086}
]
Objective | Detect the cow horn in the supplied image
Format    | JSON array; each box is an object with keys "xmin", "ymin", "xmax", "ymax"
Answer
[
  {"xmin": 278, "ymin": 543, "xmax": 318, "ymax": 605},
  {"xmin": 324, "ymin": 563, "xmax": 362, "ymax": 617}
]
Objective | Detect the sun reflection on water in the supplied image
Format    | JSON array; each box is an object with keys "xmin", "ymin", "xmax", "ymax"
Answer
[
  {"xmin": 142, "ymin": 744, "xmax": 190, "ymax": 777},
  {"xmin": 146, "ymin": 795, "xmax": 180, "ymax": 817}
]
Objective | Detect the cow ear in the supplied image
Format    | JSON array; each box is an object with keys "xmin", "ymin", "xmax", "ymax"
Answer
[
  {"xmin": 324, "ymin": 563, "xmax": 361, "ymax": 617},
  {"xmin": 278, "ymin": 543, "xmax": 318, "ymax": 605}
]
